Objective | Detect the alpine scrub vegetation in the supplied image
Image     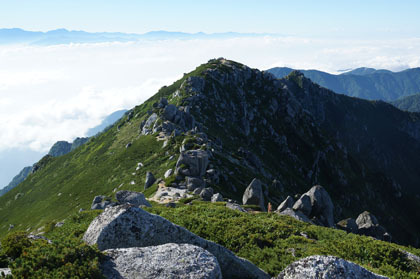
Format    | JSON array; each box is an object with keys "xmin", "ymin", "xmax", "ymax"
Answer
[
  {"xmin": 1, "ymin": 58, "xmax": 420, "ymax": 278},
  {"xmin": 1, "ymin": 203, "xmax": 419, "ymax": 278},
  {"xmin": 0, "ymin": 211, "xmax": 103, "ymax": 279}
]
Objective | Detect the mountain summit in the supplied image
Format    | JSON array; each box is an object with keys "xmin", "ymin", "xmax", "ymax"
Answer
[{"xmin": 0, "ymin": 58, "xmax": 419, "ymax": 248}]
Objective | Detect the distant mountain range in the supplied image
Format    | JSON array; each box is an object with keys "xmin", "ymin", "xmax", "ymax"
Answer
[
  {"xmin": 267, "ymin": 67, "xmax": 420, "ymax": 101},
  {"xmin": 0, "ymin": 109, "xmax": 127, "ymax": 196},
  {"xmin": 0, "ymin": 28, "xmax": 275, "ymax": 45},
  {"xmin": 86, "ymin": 110, "xmax": 127, "ymax": 136},
  {"xmin": 390, "ymin": 93, "xmax": 420, "ymax": 112}
]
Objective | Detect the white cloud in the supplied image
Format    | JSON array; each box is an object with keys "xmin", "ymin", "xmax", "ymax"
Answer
[{"xmin": 1, "ymin": 36, "xmax": 420, "ymax": 152}]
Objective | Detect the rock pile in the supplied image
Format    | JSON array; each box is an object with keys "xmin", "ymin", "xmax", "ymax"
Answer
[{"xmin": 276, "ymin": 185, "xmax": 334, "ymax": 227}]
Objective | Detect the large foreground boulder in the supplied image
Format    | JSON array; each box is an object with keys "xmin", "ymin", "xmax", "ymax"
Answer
[
  {"xmin": 275, "ymin": 255, "xmax": 388, "ymax": 279},
  {"xmin": 83, "ymin": 205, "xmax": 269, "ymax": 279},
  {"xmin": 101, "ymin": 243, "xmax": 222, "ymax": 279},
  {"xmin": 116, "ymin": 190, "xmax": 151, "ymax": 207},
  {"xmin": 242, "ymin": 178, "xmax": 266, "ymax": 211}
]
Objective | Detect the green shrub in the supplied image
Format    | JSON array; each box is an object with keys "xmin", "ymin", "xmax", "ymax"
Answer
[
  {"xmin": 147, "ymin": 203, "xmax": 420, "ymax": 278},
  {"xmin": 0, "ymin": 251, "xmax": 9, "ymax": 268},
  {"xmin": 1, "ymin": 231, "xmax": 32, "ymax": 259},
  {"xmin": 9, "ymin": 238, "xmax": 104, "ymax": 279},
  {"xmin": 44, "ymin": 221, "xmax": 57, "ymax": 234}
]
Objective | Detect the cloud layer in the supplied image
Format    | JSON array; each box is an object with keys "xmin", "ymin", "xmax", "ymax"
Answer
[{"xmin": 1, "ymin": 36, "xmax": 420, "ymax": 152}]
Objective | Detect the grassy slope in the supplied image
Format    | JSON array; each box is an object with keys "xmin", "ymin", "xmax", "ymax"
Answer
[
  {"xmin": 0, "ymin": 61, "xmax": 219, "ymax": 236},
  {"xmin": 33, "ymin": 203, "xmax": 420, "ymax": 278}
]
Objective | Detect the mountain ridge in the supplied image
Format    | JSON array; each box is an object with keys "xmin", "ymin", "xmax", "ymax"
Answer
[
  {"xmin": 267, "ymin": 66, "xmax": 420, "ymax": 101},
  {"xmin": 0, "ymin": 58, "xmax": 419, "ymax": 248},
  {"xmin": 391, "ymin": 93, "xmax": 420, "ymax": 112}
]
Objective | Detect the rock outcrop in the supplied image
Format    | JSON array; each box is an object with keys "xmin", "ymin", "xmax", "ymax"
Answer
[
  {"xmin": 91, "ymin": 195, "xmax": 115, "ymax": 210},
  {"xmin": 199, "ymin": 187, "xmax": 214, "ymax": 201},
  {"xmin": 115, "ymin": 190, "xmax": 151, "ymax": 207},
  {"xmin": 152, "ymin": 187, "xmax": 192, "ymax": 203},
  {"xmin": 242, "ymin": 178, "xmax": 266, "ymax": 211},
  {"xmin": 211, "ymin": 193, "xmax": 223, "ymax": 202},
  {"xmin": 176, "ymin": 150, "xmax": 209, "ymax": 177},
  {"xmin": 356, "ymin": 211, "xmax": 388, "ymax": 240},
  {"xmin": 275, "ymin": 255, "xmax": 388, "ymax": 279},
  {"xmin": 83, "ymin": 205, "xmax": 269, "ymax": 279},
  {"xmin": 276, "ymin": 196, "xmax": 295, "ymax": 212},
  {"xmin": 292, "ymin": 194, "xmax": 312, "ymax": 216},
  {"xmin": 306, "ymin": 185, "xmax": 334, "ymax": 227},
  {"xmin": 144, "ymin": 172, "xmax": 156, "ymax": 189},
  {"xmin": 48, "ymin": 141, "xmax": 72, "ymax": 157},
  {"xmin": 282, "ymin": 185, "xmax": 334, "ymax": 227},
  {"xmin": 101, "ymin": 243, "xmax": 222, "ymax": 279}
]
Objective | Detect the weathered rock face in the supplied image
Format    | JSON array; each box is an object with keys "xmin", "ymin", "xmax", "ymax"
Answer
[
  {"xmin": 306, "ymin": 185, "xmax": 334, "ymax": 227},
  {"xmin": 186, "ymin": 176, "xmax": 205, "ymax": 191},
  {"xmin": 242, "ymin": 178, "xmax": 266, "ymax": 211},
  {"xmin": 176, "ymin": 150, "xmax": 209, "ymax": 177},
  {"xmin": 211, "ymin": 193, "xmax": 223, "ymax": 202},
  {"xmin": 277, "ymin": 196, "xmax": 295, "ymax": 212},
  {"xmin": 71, "ymin": 137, "xmax": 89, "ymax": 151},
  {"xmin": 101, "ymin": 243, "xmax": 222, "ymax": 279},
  {"xmin": 163, "ymin": 104, "xmax": 178, "ymax": 122},
  {"xmin": 164, "ymin": 169, "xmax": 173, "ymax": 178},
  {"xmin": 83, "ymin": 205, "xmax": 269, "ymax": 279},
  {"xmin": 48, "ymin": 141, "xmax": 72, "ymax": 157},
  {"xmin": 356, "ymin": 211, "xmax": 379, "ymax": 228},
  {"xmin": 115, "ymin": 190, "xmax": 151, "ymax": 207},
  {"xmin": 275, "ymin": 255, "xmax": 388, "ymax": 279},
  {"xmin": 144, "ymin": 172, "xmax": 156, "ymax": 189},
  {"xmin": 200, "ymin": 187, "xmax": 214, "ymax": 201},
  {"xmin": 289, "ymin": 185, "xmax": 334, "ymax": 227},
  {"xmin": 142, "ymin": 113, "xmax": 158, "ymax": 135},
  {"xmin": 356, "ymin": 211, "xmax": 388, "ymax": 240},
  {"xmin": 292, "ymin": 194, "xmax": 312, "ymax": 216}
]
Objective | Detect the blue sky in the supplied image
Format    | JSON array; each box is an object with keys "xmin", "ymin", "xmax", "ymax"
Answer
[{"xmin": 0, "ymin": 0, "xmax": 419, "ymax": 37}]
